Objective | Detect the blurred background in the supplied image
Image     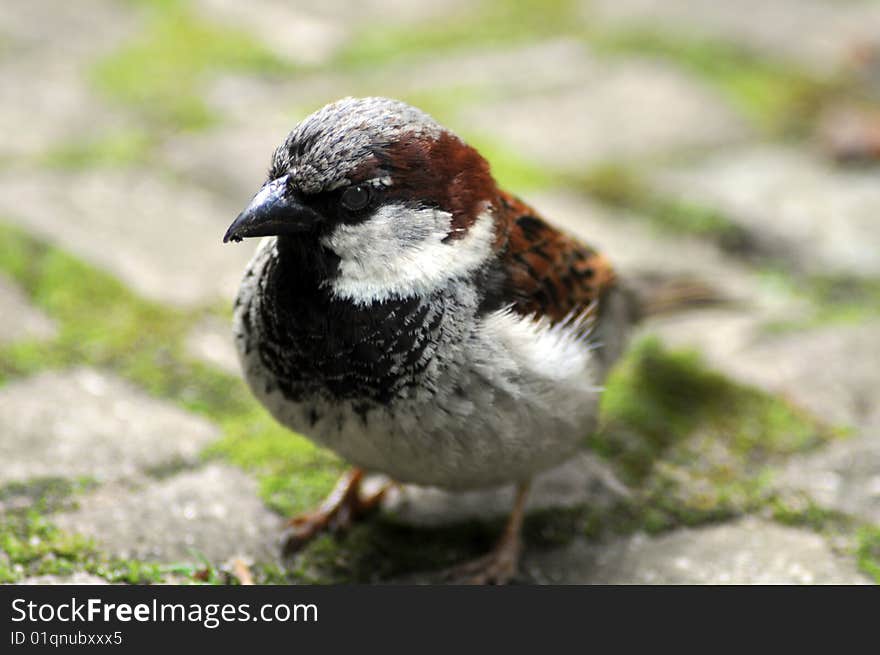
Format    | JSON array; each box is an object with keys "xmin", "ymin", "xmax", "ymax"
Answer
[{"xmin": 1, "ymin": 0, "xmax": 879, "ymax": 584}]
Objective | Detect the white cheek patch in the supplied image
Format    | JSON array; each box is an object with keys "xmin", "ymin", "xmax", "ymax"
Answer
[{"xmin": 322, "ymin": 204, "xmax": 495, "ymax": 303}]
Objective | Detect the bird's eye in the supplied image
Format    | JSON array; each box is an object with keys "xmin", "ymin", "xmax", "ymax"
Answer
[{"xmin": 340, "ymin": 185, "xmax": 372, "ymax": 212}]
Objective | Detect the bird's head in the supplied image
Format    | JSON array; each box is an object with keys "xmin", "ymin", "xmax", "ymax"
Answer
[{"xmin": 224, "ymin": 96, "xmax": 502, "ymax": 302}]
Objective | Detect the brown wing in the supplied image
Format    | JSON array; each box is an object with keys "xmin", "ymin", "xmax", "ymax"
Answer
[{"xmin": 495, "ymin": 191, "xmax": 617, "ymax": 324}]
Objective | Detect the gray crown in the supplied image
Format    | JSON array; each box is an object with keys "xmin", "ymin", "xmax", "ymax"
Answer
[{"xmin": 271, "ymin": 97, "xmax": 445, "ymax": 194}]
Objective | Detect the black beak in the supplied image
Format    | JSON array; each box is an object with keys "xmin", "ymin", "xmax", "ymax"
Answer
[{"xmin": 223, "ymin": 175, "xmax": 323, "ymax": 243}]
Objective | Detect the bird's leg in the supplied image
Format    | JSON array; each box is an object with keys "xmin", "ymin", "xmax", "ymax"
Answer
[
  {"xmin": 281, "ymin": 468, "xmax": 390, "ymax": 555},
  {"xmin": 443, "ymin": 481, "xmax": 531, "ymax": 585}
]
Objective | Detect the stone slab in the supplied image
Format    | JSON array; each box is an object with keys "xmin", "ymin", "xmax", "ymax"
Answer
[
  {"xmin": 0, "ymin": 368, "xmax": 219, "ymax": 484},
  {"xmin": 0, "ymin": 169, "xmax": 256, "ymax": 307},
  {"xmin": 524, "ymin": 517, "xmax": 870, "ymax": 584},
  {"xmin": 777, "ymin": 434, "xmax": 880, "ymax": 525},
  {"xmin": 0, "ymin": 0, "xmax": 138, "ymax": 159},
  {"xmin": 0, "ymin": 274, "xmax": 56, "ymax": 344},
  {"xmin": 652, "ymin": 320, "xmax": 880, "ymax": 431},
  {"xmin": 54, "ymin": 465, "xmax": 283, "ymax": 565},
  {"xmin": 651, "ymin": 146, "xmax": 880, "ymax": 277},
  {"xmin": 584, "ymin": 0, "xmax": 880, "ymax": 75},
  {"xmin": 461, "ymin": 56, "xmax": 749, "ymax": 169},
  {"xmin": 184, "ymin": 316, "xmax": 241, "ymax": 376}
]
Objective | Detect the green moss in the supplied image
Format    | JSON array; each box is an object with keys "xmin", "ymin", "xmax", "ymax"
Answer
[
  {"xmin": 468, "ymin": 136, "xmax": 557, "ymax": 193},
  {"xmin": 92, "ymin": 0, "xmax": 293, "ymax": 131},
  {"xmin": 588, "ymin": 28, "xmax": 838, "ymax": 137},
  {"xmin": 0, "ymin": 477, "xmax": 97, "ymax": 515},
  {"xmin": 761, "ymin": 270, "xmax": 880, "ymax": 331},
  {"xmin": 0, "ymin": 223, "xmax": 255, "ymax": 413},
  {"xmin": 0, "ymin": 222, "xmax": 341, "ymax": 518},
  {"xmin": 588, "ymin": 337, "xmax": 837, "ymax": 529},
  {"xmin": 0, "ymin": 224, "xmax": 192, "ymax": 389},
  {"xmin": 39, "ymin": 129, "xmax": 155, "ymax": 170},
  {"xmin": 856, "ymin": 527, "xmax": 880, "ymax": 583},
  {"xmin": 769, "ymin": 492, "xmax": 857, "ymax": 534},
  {"xmin": 336, "ymin": 4, "xmax": 837, "ymax": 137},
  {"xmin": 0, "ymin": 477, "xmax": 172, "ymax": 584},
  {"xmin": 0, "ymin": 471, "xmax": 268, "ymax": 583},
  {"xmin": 594, "ymin": 337, "xmax": 829, "ymax": 481},
  {"xmin": 204, "ymin": 410, "xmax": 342, "ymax": 516},
  {"xmin": 334, "ymin": 0, "xmax": 579, "ymax": 70},
  {"xmin": 576, "ymin": 163, "xmax": 754, "ymax": 252}
]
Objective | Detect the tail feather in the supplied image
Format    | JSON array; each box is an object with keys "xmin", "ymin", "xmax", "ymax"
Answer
[{"xmin": 624, "ymin": 272, "xmax": 730, "ymax": 320}]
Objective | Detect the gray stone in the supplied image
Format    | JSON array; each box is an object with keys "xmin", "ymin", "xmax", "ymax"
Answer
[
  {"xmin": 0, "ymin": 58, "xmax": 126, "ymax": 162},
  {"xmin": 185, "ymin": 316, "xmax": 241, "ymax": 376},
  {"xmin": 181, "ymin": 41, "xmax": 603, "ymax": 201},
  {"xmin": 161, "ymin": 121, "xmax": 287, "ymax": 203},
  {"xmin": 0, "ymin": 0, "xmax": 136, "ymax": 59},
  {"xmin": 203, "ymin": 40, "xmax": 600, "ymax": 130},
  {"xmin": 389, "ymin": 39, "xmax": 602, "ymax": 98},
  {"xmin": 0, "ymin": 274, "xmax": 56, "ymax": 344},
  {"xmin": 0, "ymin": 169, "xmax": 256, "ymax": 307},
  {"xmin": 524, "ymin": 517, "xmax": 870, "ymax": 584},
  {"xmin": 18, "ymin": 573, "xmax": 109, "ymax": 585},
  {"xmin": 776, "ymin": 434, "xmax": 880, "ymax": 524},
  {"xmin": 382, "ymin": 452, "xmax": 630, "ymax": 526},
  {"xmin": 191, "ymin": 0, "xmax": 346, "ymax": 66},
  {"xmin": 54, "ymin": 465, "xmax": 283, "ymax": 564},
  {"xmin": 0, "ymin": 0, "xmax": 138, "ymax": 160},
  {"xmin": 299, "ymin": 0, "xmax": 473, "ymax": 26},
  {"xmin": 584, "ymin": 0, "xmax": 880, "ymax": 75},
  {"xmin": 461, "ymin": 56, "xmax": 749, "ymax": 169},
  {"xmin": 655, "ymin": 320, "xmax": 880, "ymax": 431},
  {"xmin": 194, "ymin": 41, "xmax": 748, "ymax": 194},
  {"xmin": 192, "ymin": 0, "xmax": 473, "ymax": 66},
  {"xmin": 651, "ymin": 146, "xmax": 880, "ymax": 277},
  {"xmin": 0, "ymin": 368, "xmax": 219, "ymax": 484}
]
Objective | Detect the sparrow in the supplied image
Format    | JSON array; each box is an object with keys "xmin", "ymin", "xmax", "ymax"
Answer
[{"xmin": 224, "ymin": 97, "xmax": 710, "ymax": 583}]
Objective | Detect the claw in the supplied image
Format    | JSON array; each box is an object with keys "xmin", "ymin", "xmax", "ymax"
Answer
[
  {"xmin": 280, "ymin": 468, "xmax": 390, "ymax": 556},
  {"xmin": 438, "ymin": 481, "xmax": 531, "ymax": 585}
]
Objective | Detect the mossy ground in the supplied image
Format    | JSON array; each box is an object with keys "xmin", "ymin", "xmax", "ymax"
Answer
[
  {"xmin": 1, "ymin": 218, "xmax": 857, "ymax": 583},
  {"xmin": 92, "ymin": 0, "xmax": 293, "ymax": 132},
  {"xmin": 0, "ymin": 222, "xmax": 340, "ymax": 583},
  {"xmin": 574, "ymin": 163, "xmax": 756, "ymax": 254},
  {"xmin": 333, "ymin": 0, "xmax": 848, "ymax": 138},
  {"xmin": 0, "ymin": 477, "xmax": 171, "ymax": 584},
  {"xmin": 856, "ymin": 527, "xmax": 880, "ymax": 583},
  {"xmin": 332, "ymin": 0, "xmax": 581, "ymax": 71},
  {"xmin": 587, "ymin": 28, "xmax": 840, "ymax": 138}
]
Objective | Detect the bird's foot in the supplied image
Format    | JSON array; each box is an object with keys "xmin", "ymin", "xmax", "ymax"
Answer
[
  {"xmin": 439, "ymin": 481, "xmax": 530, "ymax": 585},
  {"xmin": 281, "ymin": 468, "xmax": 390, "ymax": 556},
  {"xmin": 441, "ymin": 539, "xmax": 521, "ymax": 585}
]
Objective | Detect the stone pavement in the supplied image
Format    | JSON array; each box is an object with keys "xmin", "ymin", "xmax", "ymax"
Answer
[{"xmin": 0, "ymin": 0, "xmax": 878, "ymax": 584}]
